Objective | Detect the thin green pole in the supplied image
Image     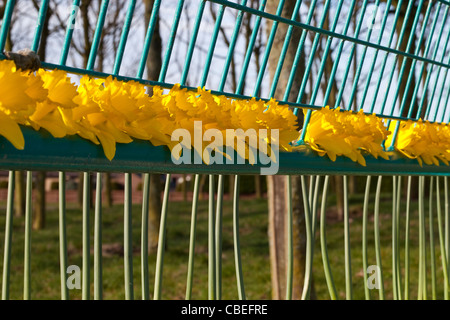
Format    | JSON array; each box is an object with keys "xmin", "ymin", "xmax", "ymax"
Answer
[
  {"xmin": 311, "ymin": 176, "xmax": 322, "ymax": 237},
  {"xmin": 215, "ymin": 175, "xmax": 224, "ymax": 300},
  {"xmin": 208, "ymin": 175, "xmax": 216, "ymax": 300},
  {"xmin": 153, "ymin": 174, "xmax": 171, "ymax": 300},
  {"xmin": 2, "ymin": 171, "xmax": 14, "ymax": 300},
  {"xmin": 300, "ymin": 176, "xmax": 313, "ymax": 300},
  {"xmin": 59, "ymin": 172, "xmax": 69, "ymax": 300},
  {"xmin": 186, "ymin": 174, "xmax": 200, "ymax": 300},
  {"xmin": 94, "ymin": 173, "xmax": 103, "ymax": 300},
  {"xmin": 112, "ymin": 0, "xmax": 136, "ymax": 75},
  {"xmin": 392, "ymin": 176, "xmax": 398, "ymax": 300},
  {"xmin": 137, "ymin": 0, "xmax": 161, "ymax": 79},
  {"xmin": 233, "ymin": 175, "xmax": 245, "ymax": 300},
  {"xmin": 31, "ymin": 0, "xmax": 49, "ymax": 53},
  {"xmin": 59, "ymin": 0, "xmax": 81, "ymax": 66},
  {"xmin": 429, "ymin": 177, "xmax": 437, "ymax": 300},
  {"xmin": 124, "ymin": 173, "xmax": 134, "ymax": 300},
  {"xmin": 436, "ymin": 177, "xmax": 449, "ymax": 300},
  {"xmin": 218, "ymin": 0, "xmax": 249, "ymax": 92},
  {"xmin": 179, "ymin": 0, "xmax": 207, "ymax": 85},
  {"xmin": 445, "ymin": 176, "xmax": 450, "ymax": 300},
  {"xmin": 343, "ymin": 176, "xmax": 352, "ymax": 300},
  {"xmin": 0, "ymin": 0, "xmax": 15, "ymax": 52},
  {"xmin": 362, "ymin": 176, "xmax": 371, "ymax": 300},
  {"xmin": 82, "ymin": 172, "xmax": 90, "ymax": 300},
  {"xmin": 395, "ymin": 176, "xmax": 402, "ymax": 299},
  {"xmin": 374, "ymin": 176, "xmax": 385, "ymax": 300},
  {"xmin": 159, "ymin": 0, "xmax": 184, "ymax": 81},
  {"xmin": 418, "ymin": 176, "xmax": 427, "ymax": 300},
  {"xmin": 141, "ymin": 173, "xmax": 150, "ymax": 300},
  {"xmin": 320, "ymin": 176, "xmax": 337, "ymax": 300},
  {"xmin": 23, "ymin": 171, "xmax": 32, "ymax": 300},
  {"xmin": 286, "ymin": 176, "xmax": 293, "ymax": 300},
  {"xmin": 86, "ymin": 0, "xmax": 110, "ymax": 70},
  {"xmin": 404, "ymin": 176, "xmax": 412, "ymax": 300}
]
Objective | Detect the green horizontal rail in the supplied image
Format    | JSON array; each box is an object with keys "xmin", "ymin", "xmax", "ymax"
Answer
[{"xmin": 1, "ymin": 127, "xmax": 450, "ymax": 176}]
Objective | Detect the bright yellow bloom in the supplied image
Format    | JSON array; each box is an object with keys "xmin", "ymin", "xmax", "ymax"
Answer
[{"xmin": 301, "ymin": 107, "xmax": 390, "ymax": 166}]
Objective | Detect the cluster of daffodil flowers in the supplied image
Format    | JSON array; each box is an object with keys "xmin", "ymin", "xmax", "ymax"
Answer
[
  {"xmin": 386, "ymin": 119, "xmax": 450, "ymax": 166},
  {"xmin": 299, "ymin": 106, "xmax": 391, "ymax": 166},
  {"xmin": 0, "ymin": 59, "xmax": 299, "ymax": 162},
  {"xmin": 3, "ymin": 57, "xmax": 450, "ymax": 168}
]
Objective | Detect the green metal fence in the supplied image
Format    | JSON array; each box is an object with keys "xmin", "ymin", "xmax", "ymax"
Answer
[{"xmin": 0, "ymin": 0, "xmax": 450, "ymax": 300}]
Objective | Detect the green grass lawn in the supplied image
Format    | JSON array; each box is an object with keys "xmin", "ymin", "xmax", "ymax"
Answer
[{"xmin": 0, "ymin": 193, "xmax": 447, "ymax": 300}]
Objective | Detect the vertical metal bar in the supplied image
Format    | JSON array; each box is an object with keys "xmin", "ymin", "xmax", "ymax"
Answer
[
  {"xmin": 360, "ymin": 0, "xmax": 403, "ymax": 111},
  {"xmin": 233, "ymin": 175, "xmax": 245, "ymax": 300},
  {"xmin": 60, "ymin": 0, "xmax": 81, "ymax": 65},
  {"xmin": 436, "ymin": 177, "xmax": 449, "ymax": 300},
  {"xmin": 374, "ymin": 176, "xmax": 385, "ymax": 300},
  {"xmin": 0, "ymin": 0, "xmax": 15, "ymax": 52},
  {"xmin": 94, "ymin": 173, "xmax": 102, "ymax": 300},
  {"xmin": 82, "ymin": 172, "xmax": 90, "ymax": 300},
  {"xmin": 31, "ymin": 0, "xmax": 49, "ymax": 53},
  {"xmin": 112, "ymin": 0, "xmax": 137, "ymax": 75},
  {"xmin": 1, "ymin": 171, "xmax": 14, "ymax": 300},
  {"xmin": 299, "ymin": 0, "xmax": 359, "ymax": 139},
  {"xmin": 311, "ymin": 176, "xmax": 321, "ymax": 237},
  {"xmin": 343, "ymin": 175, "xmax": 352, "ymax": 300},
  {"xmin": 320, "ymin": 176, "xmax": 337, "ymax": 300},
  {"xmin": 362, "ymin": 176, "xmax": 372, "ymax": 300},
  {"xmin": 215, "ymin": 175, "xmax": 224, "ymax": 300},
  {"xmin": 300, "ymin": 176, "xmax": 313, "ymax": 300},
  {"xmin": 429, "ymin": 177, "xmax": 436, "ymax": 300},
  {"xmin": 186, "ymin": 174, "xmax": 200, "ymax": 300},
  {"xmin": 159, "ymin": 0, "xmax": 184, "ymax": 82},
  {"xmin": 59, "ymin": 172, "xmax": 69, "ymax": 300},
  {"xmin": 137, "ymin": 0, "xmax": 161, "ymax": 79},
  {"xmin": 388, "ymin": 2, "xmax": 445, "ymax": 149},
  {"xmin": 23, "ymin": 171, "xmax": 32, "ymax": 300},
  {"xmin": 395, "ymin": 176, "xmax": 402, "ymax": 299},
  {"xmin": 124, "ymin": 173, "xmax": 134, "ymax": 300},
  {"xmin": 282, "ymin": 0, "xmax": 321, "ymax": 102},
  {"xmin": 200, "ymin": 4, "xmax": 226, "ymax": 87},
  {"xmin": 418, "ymin": 176, "xmax": 427, "ymax": 300},
  {"xmin": 392, "ymin": 176, "xmax": 398, "ymax": 299},
  {"xmin": 236, "ymin": 0, "xmax": 267, "ymax": 95},
  {"xmin": 267, "ymin": 0, "xmax": 303, "ymax": 98},
  {"xmin": 208, "ymin": 175, "xmax": 216, "ymax": 300},
  {"xmin": 179, "ymin": 0, "xmax": 207, "ymax": 85},
  {"xmin": 86, "ymin": 0, "xmax": 110, "ymax": 71},
  {"xmin": 334, "ymin": 0, "xmax": 372, "ymax": 109},
  {"xmin": 286, "ymin": 176, "xmax": 293, "ymax": 300},
  {"xmin": 347, "ymin": 0, "xmax": 389, "ymax": 109},
  {"xmin": 445, "ymin": 176, "xmax": 450, "ymax": 300},
  {"xmin": 368, "ymin": 0, "xmax": 415, "ymax": 114},
  {"xmin": 404, "ymin": 176, "xmax": 412, "ymax": 300},
  {"xmin": 218, "ymin": 0, "xmax": 248, "ymax": 92},
  {"xmin": 141, "ymin": 173, "xmax": 150, "ymax": 300},
  {"xmin": 153, "ymin": 174, "xmax": 171, "ymax": 300},
  {"xmin": 252, "ymin": 0, "xmax": 285, "ymax": 96},
  {"xmin": 301, "ymin": 0, "xmax": 345, "ymax": 108}
]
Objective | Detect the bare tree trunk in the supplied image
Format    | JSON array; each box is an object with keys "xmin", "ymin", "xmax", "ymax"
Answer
[
  {"xmin": 255, "ymin": 175, "xmax": 262, "ymax": 199},
  {"xmin": 14, "ymin": 171, "xmax": 25, "ymax": 217},
  {"xmin": 33, "ymin": 171, "xmax": 46, "ymax": 230},
  {"xmin": 103, "ymin": 173, "xmax": 113, "ymax": 207}
]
